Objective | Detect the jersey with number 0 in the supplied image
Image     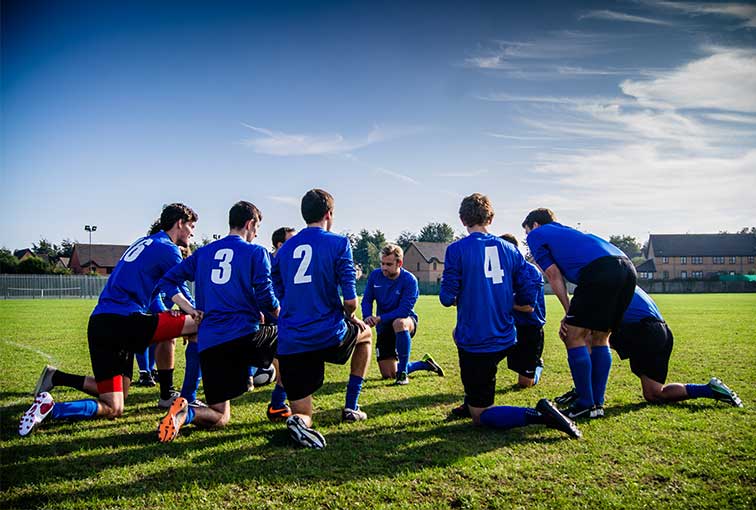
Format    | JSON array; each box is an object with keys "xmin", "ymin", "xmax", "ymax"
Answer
[
  {"xmin": 525, "ymin": 222, "xmax": 625, "ymax": 283},
  {"xmin": 272, "ymin": 227, "xmax": 357, "ymax": 355},
  {"xmin": 158, "ymin": 235, "xmax": 279, "ymax": 352},
  {"xmin": 92, "ymin": 231, "xmax": 182, "ymax": 317},
  {"xmin": 440, "ymin": 232, "xmax": 539, "ymax": 353},
  {"xmin": 512, "ymin": 260, "xmax": 546, "ymax": 327},
  {"xmin": 361, "ymin": 268, "xmax": 419, "ymax": 332},
  {"xmin": 621, "ymin": 287, "xmax": 663, "ymax": 324}
]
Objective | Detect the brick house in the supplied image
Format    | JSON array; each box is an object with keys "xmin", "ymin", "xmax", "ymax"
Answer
[
  {"xmin": 70, "ymin": 243, "xmax": 129, "ymax": 275},
  {"xmin": 403, "ymin": 241, "xmax": 449, "ymax": 284},
  {"xmin": 639, "ymin": 234, "xmax": 756, "ymax": 280}
]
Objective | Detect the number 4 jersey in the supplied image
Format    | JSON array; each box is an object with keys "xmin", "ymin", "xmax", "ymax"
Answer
[
  {"xmin": 158, "ymin": 234, "xmax": 279, "ymax": 352},
  {"xmin": 272, "ymin": 226, "xmax": 357, "ymax": 355},
  {"xmin": 440, "ymin": 232, "xmax": 540, "ymax": 353},
  {"xmin": 92, "ymin": 231, "xmax": 182, "ymax": 317}
]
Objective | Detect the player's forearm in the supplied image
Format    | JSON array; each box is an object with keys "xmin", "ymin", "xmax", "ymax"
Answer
[
  {"xmin": 547, "ymin": 273, "xmax": 570, "ymax": 313},
  {"xmin": 172, "ymin": 293, "xmax": 197, "ymax": 316},
  {"xmin": 343, "ymin": 298, "xmax": 358, "ymax": 318}
]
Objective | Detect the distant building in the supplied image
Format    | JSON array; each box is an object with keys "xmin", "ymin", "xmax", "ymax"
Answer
[
  {"xmin": 638, "ymin": 234, "xmax": 756, "ymax": 280},
  {"xmin": 13, "ymin": 249, "xmax": 35, "ymax": 261},
  {"xmin": 70, "ymin": 243, "xmax": 129, "ymax": 275},
  {"xmin": 403, "ymin": 241, "xmax": 449, "ymax": 284}
]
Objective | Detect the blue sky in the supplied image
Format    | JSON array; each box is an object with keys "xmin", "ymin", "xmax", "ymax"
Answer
[{"xmin": 2, "ymin": 0, "xmax": 755, "ymax": 251}]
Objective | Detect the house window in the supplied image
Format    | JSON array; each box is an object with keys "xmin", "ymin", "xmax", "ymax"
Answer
[
  {"xmin": 712, "ymin": 256, "xmax": 725, "ymax": 264},
  {"xmin": 692, "ymin": 256, "xmax": 703, "ymax": 264},
  {"xmin": 680, "ymin": 256, "xmax": 687, "ymax": 264},
  {"xmin": 680, "ymin": 271, "xmax": 687, "ymax": 279},
  {"xmin": 663, "ymin": 271, "xmax": 669, "ymax": 279},
  {"xmin": 692, "ymin": 271, "xmax": 703, "ymax": 279},
  {"xmin": 729, "ymin": 256, "xmax": 737, "ymax": 264},
  {"xmin": 661, "ymin": 256, "xmax": 669, "ymax": 264},
  {"xmin": 749, "ymin": 256, "xmax": 755, "ymax": 264}
]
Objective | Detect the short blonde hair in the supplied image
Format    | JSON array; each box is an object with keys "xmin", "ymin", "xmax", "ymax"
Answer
[{"xmin": 381, "ymin": 243, "xmax": 403, "ymax": 260}]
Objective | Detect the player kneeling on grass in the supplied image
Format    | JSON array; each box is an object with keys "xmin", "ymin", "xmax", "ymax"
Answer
[
  {"xmin": 362, "ymin": 243, "xmax": 444, "ymax": 386},
  {"xmin": 20, "ymin": 204, "xmax": 200, "ymax": 437},
  {"xmin": 555, "ymin": 287, "xmax": 743, "ymax": 409},
  {"xmin": 272, "ymin": 189, "xmax": 373, "ymax": 449},
  {"xmin": 440, "ymin": 193, "xmax": 581, "ymax": 439},
  {"xmin": 155, "ymin": 201, "xmax": 285, "ymax": 442}
]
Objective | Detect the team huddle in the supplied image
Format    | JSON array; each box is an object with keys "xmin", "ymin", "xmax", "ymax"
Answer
[{"xmin": 18, "ymin": 190, "xmax": 743, "ymax": 448}]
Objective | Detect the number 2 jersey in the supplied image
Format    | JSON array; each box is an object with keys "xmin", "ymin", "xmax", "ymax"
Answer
[
  {"xmin": 92, "ymin": 231, "xmax": 182, "ymax": 317},
  {"xmin": 158, "ymin": 234, "xmax": 279, "ymax": 353},
  {"xmin": 272, "ymin": 226, "xmax": 357, "ymax": 355},
  {"xmin": 440, "ymin": 232, "xmax": 540, "ymax": 353}
]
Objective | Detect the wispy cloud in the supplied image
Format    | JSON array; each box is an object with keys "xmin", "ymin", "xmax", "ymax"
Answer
[
  {"xmin": 434, "ymin": 169, "xmax": 490, "ymax": 177},
  {"xmin": 374, "ymin": 167, "xmax": 420, "ymax": 185},
  {"xmin": 703, "ymin": 112, "xmax": 756, "ymax": 124},
  {"xmin": 485, "ymin": 133, "xmax": 559, "ymax": 141},
  {"xmin": 578, "ymin": 9, "xmax": 672, "ymax": 26},
  {"xmin": 653, "ymin": 2, "xmax": 756, "ymax": 28},
  {"xmin": 267, "ymin": 195, "xmax": 299, "ymax": 206}
]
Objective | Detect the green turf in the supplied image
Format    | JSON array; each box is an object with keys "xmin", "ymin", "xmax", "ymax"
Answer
[{"xmin": 1, "ymin": 295, "xmax": 755, "ymax": 509}]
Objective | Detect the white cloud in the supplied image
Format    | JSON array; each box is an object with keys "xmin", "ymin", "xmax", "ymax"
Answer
[
  {"xmin": 267, "ymin": 195, "xmax": 299, "ymax": 206},
  {"xmin": 703, "ymin": 112, "xmax": 756, "ymax": 124},
  {"xmin": 579, "ymin": 9, "xmax": 672, "ymax": 26},
  {"xmin": 375, "ymin": 167, "xmax": 420, "ymax": 185},
  {"xmin": 654, "ymin": 2, "xmax": 756, "ymax": 28},
  {"xmin": 435, "ymin": 169, "xmax": 490, "ymax": 177}
]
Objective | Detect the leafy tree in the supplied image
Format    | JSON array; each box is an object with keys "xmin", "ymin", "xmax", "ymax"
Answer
[
  {"xmin": 32, "ymin": 238, "xmax": 58, "ymax": 259},
  {"xmin": 17, "ymin": 256, "xmax": 53, "ymax": 274},
  {"xmin": 0, "ymin": 248, "xmax": 19, "ymax": 274},
  {"xmin": 59, "ymin": 238, "xmax": 76, "ymax": 258},
  {"xmin": 396, "ymin": 231, "xmax": 418, "ymax": 251},
  {"xmin": 418, "ymin": 222, "xmax": 455, "ymax": 243},
  {"xmin": 352, "ymin": 229, "xmax": 386, "ymax": 275},
  {"xmin": 609, "ymin": 235, "xmax": 641, "ymax": 258},
  {"xmin": 738, "ymin": 226, "xmax": 756, "ymax": 235}
]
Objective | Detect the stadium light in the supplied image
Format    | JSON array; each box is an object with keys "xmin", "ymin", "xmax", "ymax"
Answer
[{"xmin": 84, "ymin": 225, "xmax": 97, "ymax": 274}]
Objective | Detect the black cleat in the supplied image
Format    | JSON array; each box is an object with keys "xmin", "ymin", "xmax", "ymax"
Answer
[{"xmin": 536, "ymin": 398, "xmax": 582, "ymax": 439}]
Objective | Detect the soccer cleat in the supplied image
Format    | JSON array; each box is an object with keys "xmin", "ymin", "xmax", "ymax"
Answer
[
  {"xmin": 157, "ymin": 389, "xmax": 180, "ymax": 409},
  {"xmin": 286, "ymin": 415, "xmax": 326, "ymax": 449},
  {"xmin": 422, "ymin": 353, "xmax": 445, "ymax": 377},
  {"xmin": 708, "ymin": 377, "xmax": 744, "ymax": 407},
  {"xmin": 394, "ymin": 372, "xmax": 409, "ymax": 386},
  {"xmin": 135, "ymin": 370, "xmax": 156, "ymax": 387},
  {"xmin": 535, "ymin": 398, "xmax": 582, "ymax": 439},
  {"xmin": 554, "ymin": 387, "xmax": 578, "ymax": 408},
  {"xmin": 565, "ymin": 402, "xmax": 595, "ymax": 420},
  {"xmin": 33, "ymin": 365, "xmax": 57, "ymax": 396},
  {"xmin": 341, "ymin": 407, "xmax": 368, "ymax": 422},
  {"xmin": 592, "ymin": 405, "xmax": 605, "ymax": 418},
  {"xmin": 450, "ymin": 402, "xmax": 471, "ymax": 419},
  {"xmin": 267, "ymin": 403, "xmax": 292, "ymax": 422},
  {"xmin": 157, "ymin": 396, "xmax": 189, "ymax": 443},
  {"xmin": 19, "ymin": 392, "xmax": 55, "ymax": 437},
  {"xmin": 188, "ymin": 399, "xmax": 208, "ymax": 408}
]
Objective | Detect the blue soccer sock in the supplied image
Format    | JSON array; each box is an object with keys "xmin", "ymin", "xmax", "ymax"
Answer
[
  {"xmin": 407, "ymin": 360, "xmax": 430, "ymax": 374},
  {"xmin": 270, "ymin": 383, "xmax": 287, "ymax": 408},
  {"xmin": 180, "ymin": 342, "xmax": 202, "ymax": 402},
  {"xmin": 248, "ymin": 366, "xmax": 258, "ymax": 377},
  {"xmin": 135, "ymin": 347, "xmax": 149, "ymax": 372},
  {"xmin": 395, "ymin": 330, "xmax": 411, "ymax": 374},
  {"xmin": 567, "ymin": 346, "xmax": 594, "ymax": 408},
  {"xmin": 51, "ymin": 399, "xmax": 98, "ymax": 420},
  {"xmin": 345, "ymin": 374, "xmax": 364, "ymax": 410},
  {"xmin": 686, "ymin": 383, "xmax": 715, "ymax": 399},
  {"xmin": 480, "ymin": 406, "xmax": 541, "ymax": 429},
  {"xmin": 185, "ymin": 406, "xmax": 195, "ymax": 425},
  {"xmin": 590, "ymin": 345, "xmax": 612, "ymax": 406}
]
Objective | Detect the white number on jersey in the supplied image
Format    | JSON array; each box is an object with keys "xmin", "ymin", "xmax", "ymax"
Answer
[
  {"xmin": 483, "ymin": 246, "xmax": 505, "ymax": 284},
  {"xmin": 122, "ymin": 238, "xmax": 153, "ymax": 262},
  {"xmin": 293, "ymin": 244, "xmax": 313, "ymax": 284},
  {"xmin": 211, "ymin": 248, "xmax": 234, "ymax": 284}
]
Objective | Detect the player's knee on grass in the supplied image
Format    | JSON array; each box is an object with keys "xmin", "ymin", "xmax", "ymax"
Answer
[
  {"xmin": 378, "ymin": 359, "xmax": 397, "ymax": 379},
  {"xmin": 392, "ymin": 318, "xmax": 413, "ymax": 333},
  {"xmin": 517, "ymin": 375, "xmax": 535, "ymax": 388},
  {"xmin": 641, "ymin": 377, "xmax": 665, "ymax": 403}
]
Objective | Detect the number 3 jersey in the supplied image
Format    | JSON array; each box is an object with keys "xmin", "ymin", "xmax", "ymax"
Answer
[
  {"xmin": 158, "ymin": 234, "xmax": 279, "ymax": 352},
  {"xmin": 92, "ymin": 231, "xmax": 182, "ymax": 317},
  {"xmin": 440, "ymin": 232, "xmax": 540, "ymax": 353},
  {"xmin": 272, "ymin": 226, "xmax": 357, "ymax": 355}
]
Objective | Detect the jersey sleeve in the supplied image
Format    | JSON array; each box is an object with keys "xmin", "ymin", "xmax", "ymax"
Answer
[
  {"xmin": 361, "ymin": 271, "xmax": 375, "ymax": 318},
  {"xmin": 511, "ymin": 251, "xmax": 539, "ymax": 307},
  {"xmin": 381, "ymin": 273, "xmax": 419, "ymax": 323},
  {"xmin": 337, "ymin": 238, "xmax": 357, "ymax": 301},
  {"xmin": 439, "ymin": 243, "xmax": 461, "ymax": 307},
  {"xmin": 251, "ymin": 248, "xmax": 279, "ymax": 312},
  {"xmin": 157, "ymin": 253, "xmax": 197, "ymax": 302},
  {"xmin": 271, "ymin": 253, "xmax": 284, "ymax": 300}
]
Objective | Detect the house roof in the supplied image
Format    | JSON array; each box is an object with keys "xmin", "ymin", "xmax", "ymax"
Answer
[
  {"xmin": 649, "ymin": 234, "xmax": 756, "ymax": 257},
  {"xmin": 409, "ymin": 242, "xmax": 449, "ymax": 263},
  {"xmin": 13, "ymin": 249, "xmax": 33, "ymax": 259},
  {"xmin": 73, "ymin": 244, "xmax": 130, "ymax": 267},
  {"xmin": 635, "ymin": 259, "xmax": 656, "ymax": 272}
]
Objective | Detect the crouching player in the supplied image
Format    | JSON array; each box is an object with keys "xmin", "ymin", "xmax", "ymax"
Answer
[
  {"xmin": 362, "ymin": 243, "xmax": 444, "ymax": 385},
  {"xmin": 557, "ymin": 287, "xmax": 743, "ymax": 408},
  {"xmin": 441, "ymin": 194, "xmax": 580, "ymax": 439},
  {"xmin": 156, "ymin": 201, "xmax": 282, "ymax": 442},
  {"xmin": 20, "ymin": 204, "xmax": 200, "ymax": 436}
]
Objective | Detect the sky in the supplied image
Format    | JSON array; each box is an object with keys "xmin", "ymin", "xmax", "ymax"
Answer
[{"xmin": 2, "ymin": 0, "xmax": 755, "ymax": 252}]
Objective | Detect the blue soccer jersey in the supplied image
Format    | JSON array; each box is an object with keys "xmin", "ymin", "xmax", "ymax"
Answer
[
  {"xmin": 93, "ymin": 231, "xmax": 182, "ymax": 316},
  {"xmin": 525, "ymin": 222, "xmax": 625, "ymax": 283},
  {"xmin": 440, "ymin": 232, "xmax": 539, "ymax": 353},
  {"xmin": 272, "ymin": 227, "xmax": 357, "ymax": 355},
  {"xmin": 158, "ymin": 235, "xmax": 279, "ymax": 352},
  {"xmin": 512, "ymin": 261, "xmax": 546, "ymax": 327},
  {"xmin": 361, "ymin": 268, "xmax": 419, "ymax": 332},
  {"xmin": 149, "ymin": 281, "xmax": 194, "ymax": 314},
  {"xmin": 621, "ymin": 287, "xmax": 664, "ymax": 324}
]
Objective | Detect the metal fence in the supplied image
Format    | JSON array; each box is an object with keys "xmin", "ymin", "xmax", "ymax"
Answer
[{"xmin": 0, "ymin": 274, "xmax": 110, "ymax": 299}]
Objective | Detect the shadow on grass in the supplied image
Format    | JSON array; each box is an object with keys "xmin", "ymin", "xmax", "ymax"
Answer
[{"xmin": 2, "ymin": 391, "xmax": 573, "ymax": 508}]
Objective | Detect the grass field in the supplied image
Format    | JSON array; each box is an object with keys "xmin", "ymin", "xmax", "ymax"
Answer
[{"xmin": 1, "ymin": 295, "xmax": 755, "ymax": 509}]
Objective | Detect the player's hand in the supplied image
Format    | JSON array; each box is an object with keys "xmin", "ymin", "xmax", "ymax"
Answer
[
  {"xmin": 348, "ymin": 315, "xmax": 369, "ymax": 332},
  {"xmin": 169, "ymin": 309, "xmax": 183, "ymax": 317},
  {"xmin": 183, "ymin": 334, "xmax": 197, "ymax": 344},
  {"xmin": 364, "ymin": 316, "xmax": 379, "ymax": 327},
  {"xmin": 191, "ymin": 309, "xmax": 204, "ymax": 325},
  {"xmin": 559, "ymin": 318, "xmax": 569, "ymax": 341}
]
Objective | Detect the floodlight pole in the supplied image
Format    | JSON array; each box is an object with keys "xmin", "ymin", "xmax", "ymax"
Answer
[{"xmin": 84, "ymin": 225, "xmax": 97, "ymax": 274}]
